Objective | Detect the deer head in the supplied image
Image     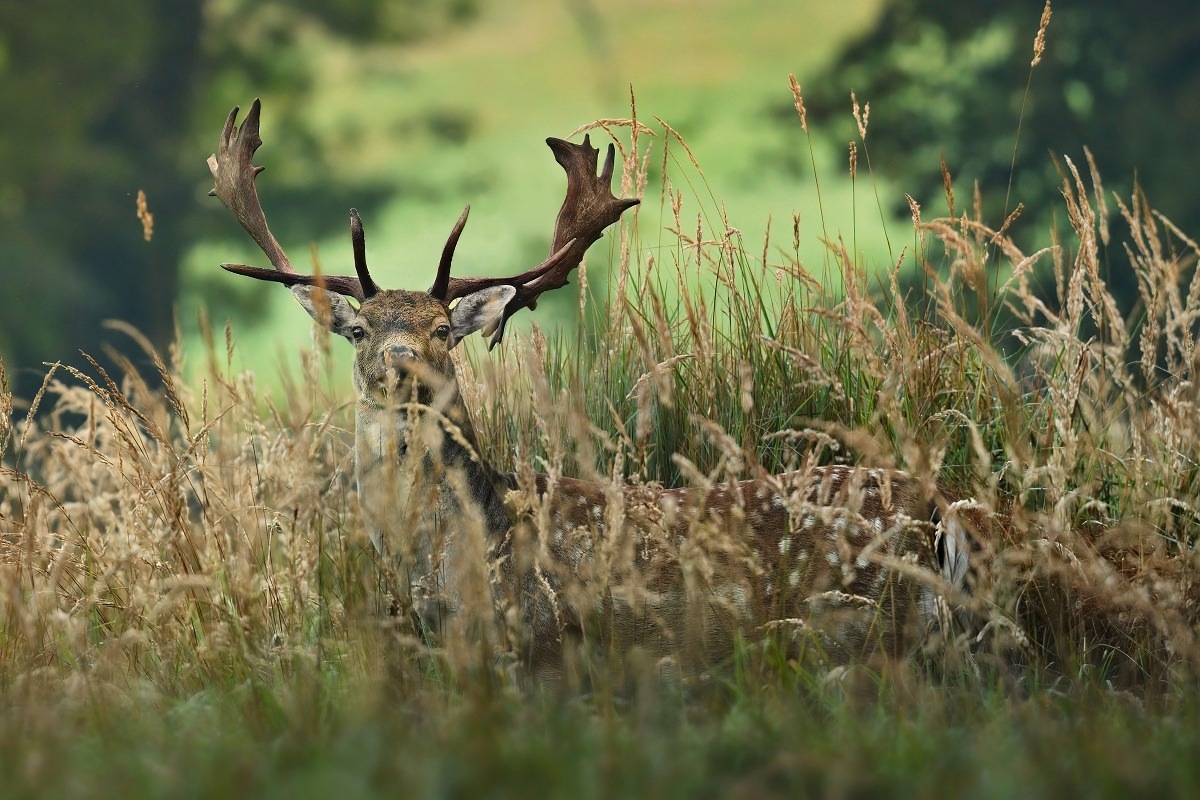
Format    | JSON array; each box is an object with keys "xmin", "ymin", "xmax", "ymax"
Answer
[{"xmin": 207, "ymin": 99, "xmax": 639, "ymax": 411}]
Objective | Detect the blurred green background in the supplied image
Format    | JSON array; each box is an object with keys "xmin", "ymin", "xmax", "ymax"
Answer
[{"xmin": 1, "ymin": 0, "xmax": 1195, "ymax": 399}]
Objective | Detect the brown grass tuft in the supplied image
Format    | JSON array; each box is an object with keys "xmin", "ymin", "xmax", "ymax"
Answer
[{"xmin": 1031, "ymin": 1, "xmax": 1053, "ymax": 67}]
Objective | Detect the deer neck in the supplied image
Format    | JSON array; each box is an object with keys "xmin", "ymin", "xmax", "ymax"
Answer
[{"xmin": 353, "ymin": 378, "xmax": 514, "ymax": 556}]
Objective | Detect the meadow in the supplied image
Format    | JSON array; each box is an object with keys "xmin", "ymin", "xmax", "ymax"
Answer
[{"xmin": 4, "ymin": 59, "xmax": 1200, "ymax": 800}]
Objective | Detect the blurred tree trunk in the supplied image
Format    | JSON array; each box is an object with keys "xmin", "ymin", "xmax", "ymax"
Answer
[{"xmin": 0, "ymin": 0, "xmax": 204, "ymax": 397}]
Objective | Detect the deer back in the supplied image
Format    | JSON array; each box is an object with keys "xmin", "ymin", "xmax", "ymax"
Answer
[{"xmin": 496, "ymin": 466, "xmax": 974, "ymax": 672}]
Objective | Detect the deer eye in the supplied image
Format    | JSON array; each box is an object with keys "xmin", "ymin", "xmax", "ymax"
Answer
[
  {"xmin": 434, "ymin": 324, "xmax": 451, "ymax": 340},
  {"xmin": 350, "ymin": 325, "xmax": 367, "ymax": 342}
]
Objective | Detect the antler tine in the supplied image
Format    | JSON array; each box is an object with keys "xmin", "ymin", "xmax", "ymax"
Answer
[
  {"xmin": 220, "ymin": 263, "xmax": 366, "ymax": 300},
  {"xmin": 599, "ymin": 136, "xmax": 616, "ymax": 183},
  {"xmin": 430, "ymin": 205, "xmax": 470, "ymax": 301},
  {"xmin": 207, "ymin": 99, "xmax": 295, "ymax": 275},
  {"xmin": 440, "ymin": 135, "xmax": 640, "ymax": 348},
  {"xmin": 350, "ymin": 208, "xmax": 377, "ymax": 299}
]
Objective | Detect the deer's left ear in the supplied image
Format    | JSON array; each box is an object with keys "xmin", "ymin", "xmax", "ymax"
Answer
[
  {"xmin": 290, "ymin": 285, "xmax": 360, "ymax": 341},
  {"xmin": 449, "ymin": 285, "xmax": 516, "ymax": 346}
]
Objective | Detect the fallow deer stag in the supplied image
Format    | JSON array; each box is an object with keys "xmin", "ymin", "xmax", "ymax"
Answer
[{"xmin": 208, "ymin": 99, "xmax": 975, "ymax": 672}]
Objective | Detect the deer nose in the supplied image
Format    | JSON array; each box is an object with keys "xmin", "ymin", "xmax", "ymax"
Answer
[{"xmin": 383, "ymin": 346, "xmax": 417, "ymax": 369}]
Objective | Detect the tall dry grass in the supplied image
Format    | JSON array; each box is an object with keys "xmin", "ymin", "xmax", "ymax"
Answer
[
  {"xmin": 471, "ymin": 118, "xmax": 1200, "ymax": 691},
  {"xmin": 0, "ymin": 323, "xmax": 383, "ymax": 708},
  {"xmin": 2, "ymin": 101, "xmax": 1199, "ymax": 727}
]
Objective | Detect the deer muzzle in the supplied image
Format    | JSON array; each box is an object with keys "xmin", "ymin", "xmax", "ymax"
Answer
[{"xmin": 384, "ymin": 345, "xmax": 418, "ymax": 370}]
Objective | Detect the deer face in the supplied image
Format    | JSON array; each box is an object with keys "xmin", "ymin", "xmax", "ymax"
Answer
[{"xmin": 294, "ymin": 285, "xmax": 516, "ymax": 407}]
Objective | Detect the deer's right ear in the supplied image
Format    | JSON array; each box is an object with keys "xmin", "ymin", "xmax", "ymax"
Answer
[{"xmin": 291, "ymin": 286, "xmax": 360, "ymax": 340}]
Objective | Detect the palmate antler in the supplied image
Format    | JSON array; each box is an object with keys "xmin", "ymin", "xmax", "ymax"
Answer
[
  {"xmin": 209, "ymin": 99, "xmax": 639, "ymax": 346},
  {"xmin": 429, "ymin": 136, "xmax": 640, "ymax": 347},
  {"xmin": 209, "ymin": 99, "xmax": 377, "ymax": 302}
]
